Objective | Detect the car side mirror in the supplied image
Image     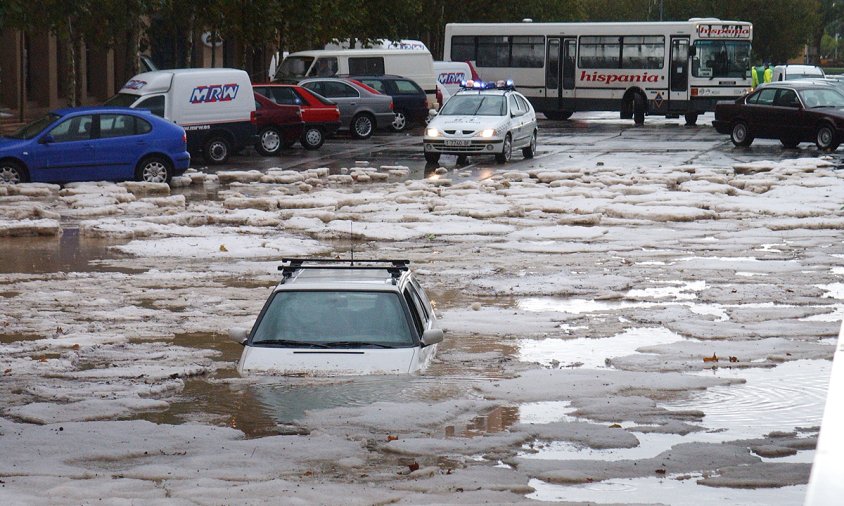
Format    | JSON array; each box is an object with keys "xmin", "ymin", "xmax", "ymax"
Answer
[
  {"xmin": 421, "ymin": 328, "xmax": 444, "ymax": 346},
  {"xmin": 428, "ymin": 108, "xmax": 438, "ymax": 117},
  {"xmin": 40, "ymin": 134, "xmax": 55, "ymax": 144},
  {"xmin": 228, "ymin": 327, "xmax": 250, "ymax": 346}
]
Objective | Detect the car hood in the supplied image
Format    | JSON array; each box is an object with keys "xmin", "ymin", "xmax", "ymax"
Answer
[
  {"xmin": 237, "ymin": 346, "xmax": 427, "ymax": 376},
  {"xmin": 429, "ymin": 114, "xmax": 506, "ymax": 132},
  {"xmin": 0, "ymin": 136, "xmax": 30, "ymax": 152}
]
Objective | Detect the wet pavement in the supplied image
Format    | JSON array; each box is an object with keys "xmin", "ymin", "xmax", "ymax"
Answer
[{"xmin": 1, "ymin": 111, "xmax": 842, "ymax": 504}]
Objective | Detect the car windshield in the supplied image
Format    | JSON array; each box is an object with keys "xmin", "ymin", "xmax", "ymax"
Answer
[
  {"xmin": 5, "ymin": 113, "xmax": 59, "ymax": 140},
  {"xmin": 276, "ymin": 56, "xmax": 314, "ymax": 81},
  {"xmin": 799, "ymin": 88, "xmax": 844, "ymax": 108},
  {"xmin": 104, "ymin": 93, "xmax": 139, "ymax": 107},
  {"xmin": 251, "ymin": 290, "xmax": 414, "ymax": 347},
  {"xmin": 439, "ymin": 95, "xmax": 506, "ymax": 116},
  {"xmin": 692, "ymin": 40, "xmax": 751, "ymax": 79}
]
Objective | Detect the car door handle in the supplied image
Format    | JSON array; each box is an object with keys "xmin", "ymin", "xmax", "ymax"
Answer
[
  {"xmin": 136, "ymin": 140, "xmax": 147, "ymax": 145},
  {"xmin": 349, "ymin": 102, "xmax": 357, "ymax": 106}
]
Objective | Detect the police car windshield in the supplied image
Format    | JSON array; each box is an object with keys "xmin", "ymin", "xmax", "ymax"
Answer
[{"xmin": 439, "ymin": 95, "xmax": 507, "ymax": 116}]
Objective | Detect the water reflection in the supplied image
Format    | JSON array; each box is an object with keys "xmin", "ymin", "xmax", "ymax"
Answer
[{"xmin": 0, "ymin": 228, "xmax": 131, "ymax": 274}]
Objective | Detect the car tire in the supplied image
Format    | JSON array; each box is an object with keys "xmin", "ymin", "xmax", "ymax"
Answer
[
  {"xmin": 633, "ymin": 94, "xmax": 646, "ymax": 126},
  {"xmin": 351, "ymin": 113, "xmax": 375, "ymax": 139},
  {"xmin": 0, "ymin": 160, "xmax": 29, "ymax": 184},
  {"xmin": 256, "ymin": 127, "xmax": 282, "ymax": 156},
  {"xmin": 495, "ymin": 134, "xmax": 512, "ymax": 164},
  {"xmin": 135, "ymin": 156, "xmax": 173, "ymax": 184},
  {"xmin": 424, "ymin": 152, "xmax": 440, "ymax": 164},
  {"xmin": 522, "ymin": 131, "xmax": 537, "ymax": 159},
  {"xmin": 391, "ymin": 110, "xmax": 408, "ymax": 132},
  {"xmin": 730, "ymin": 121, "xmax": 753, "ymax": 147},
  {"xmin": 203, "ymin": 136, "xmax": 231, "ymax": 164},
  {"xmin": 816, "ymin": 124, "xmax": 840, "ymax": 151},
  {"xmin": 684, "ymin": 112, "xmax": 699, "ymax": 126},
  {"xmin": 780, "ymin": 138, "xmax": 800, "ymax": 149},
  {"xmin": 544, "ymin": 111, "xmax": 573, "ymax": 121},
  {"xmin": 300, "ymin": 126, "xmax": 325, "ymax": 150}
]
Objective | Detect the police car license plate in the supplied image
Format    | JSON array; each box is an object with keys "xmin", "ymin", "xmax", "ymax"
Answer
[{"xmin": 444, "ymin": 140, "xmax": 470, "ymax": 147}]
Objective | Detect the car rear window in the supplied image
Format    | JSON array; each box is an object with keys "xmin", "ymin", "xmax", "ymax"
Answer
[
  {"xmin": 251, "ymin": 291, "xmax": 414, "ymax": 346},
  {"xmin": 394, "ymin": 80, "xmax": 423, "ymax": 94}
]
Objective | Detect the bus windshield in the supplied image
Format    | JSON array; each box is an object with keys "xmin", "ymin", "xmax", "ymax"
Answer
[
  {"xmin": 692, "ymin": 40, "xmax": 751, "ymax": 79},
  {"xmin": 276, "ymin": 56, "xmax": 314, "ymax": 81}
]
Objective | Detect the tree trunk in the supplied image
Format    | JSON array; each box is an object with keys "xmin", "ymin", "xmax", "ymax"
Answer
[{"xmin": 65, "ymin": 21, "xmax": 78, "ymax": 106}]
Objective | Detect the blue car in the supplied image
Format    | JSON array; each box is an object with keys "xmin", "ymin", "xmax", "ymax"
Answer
[{"xmin": 0, "ymin": 107, "xmax": 190, "ymax": 184}]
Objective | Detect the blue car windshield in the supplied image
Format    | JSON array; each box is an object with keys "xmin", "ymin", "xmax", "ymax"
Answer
[
  {"xmin": 439, "ymin": 95, "xmax": 506, "ymax": 116},
  {"xmin": 6, "ymin": 113, "xmax": 59, "ymax": 140},
  {"xmin": 251, "ymin": 290, "xmax": 415, "ymax": 347}
]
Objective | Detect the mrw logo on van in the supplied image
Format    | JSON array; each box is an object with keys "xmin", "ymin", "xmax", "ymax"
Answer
[
  {"xmin": 438, "ymin": 72, "xmax": 466, "ymax": 85},
  {"xmin": 189, "ymin": 83, "xmax": 240, "ymax": 103}
]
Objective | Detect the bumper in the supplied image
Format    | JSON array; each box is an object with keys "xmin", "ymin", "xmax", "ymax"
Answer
[
  {"xmin": 712, "ymin": 119, "xmax": 731, "ymax": 135},
  {"xmin": 423, "ymin": 138, "xmax": 503, "ymax": 155},
  {"xmin": 174, "ymin": 153, "xmax": 191, "ymax": 173},
  {"xmin": 374, "ymin": 112, "xmax": 397, "ymax": 129}
]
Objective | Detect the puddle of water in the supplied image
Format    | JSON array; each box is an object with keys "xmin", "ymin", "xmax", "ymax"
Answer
[
  {"xmin": 518, "ymin": 327, "xmax": 685, "ymax": 369},
  {"xmin": 817, "ymin": 282, "xmax": 844, "ymax": 300},
  {"xmin": 0, "ymin": 228, "xmax": 133, "ymax": 274},
  {"xmin": 517, "ymin": 297, "xmax": 652, "ymax": 314},
  {"xmin": 527, "ymin": 477, "xmax": 807, "ymax": 505},
  {"xmin": 445, "ymin": 406, "xmax": 519, "ymax": 438},
  {"xmin": 518, "ymin": 401, "xmax": 578, "ymax": 424},
  {"xmin": 627, "ymin": 280, "xmax": 706, "ymax": 300}
]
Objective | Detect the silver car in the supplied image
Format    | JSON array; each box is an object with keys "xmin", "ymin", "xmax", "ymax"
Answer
[{"xmin": 299, "ymin": 78, "xmax": 395, "ymax": 139}]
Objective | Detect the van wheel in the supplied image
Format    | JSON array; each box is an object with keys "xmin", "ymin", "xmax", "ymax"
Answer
[
  {"xmin": 684, "ymin": 112, "xmax": 699, "ymax": 126},
  {"xmin": 351, "ymin": 113, "xmax": 375, "ymax": 139},
  {"xmin": 300, "ymin": 126, "xmax": 325, "ymax": 150},
  {"xmin": 0, "ymin": 160, "xmax": 29, "ymax": 184},
  {"xmin": 816, "ymin": 124, "xmax": 839, "ymax": 150},
  {"xmin": 256, "ymin": 127, "xmax": 282, "ymax": 156},
  {"xmin": 391, "ymin": 110, "xmax": 408, "ymax": 132},
  {"xmin": 495, "ymin": 134, "xmax": 512, "ymax": 164},
  {"xmin": 424, "ymin": 152, "xmax": 440, "ymax": 164},
  {"xmin": 633, "ymin": 94, "xmax": 646, "ymax": 125},
  {"xmin": 204, "ymin": 136, "xmax": 231, "ymax": 164},
  {"xmin": 135, "ymin": 156, "xmax": 173, "ymax": 184},
  {"xmin": 730, "ymin": 121, "xmax": 753, "ymax": 147}
]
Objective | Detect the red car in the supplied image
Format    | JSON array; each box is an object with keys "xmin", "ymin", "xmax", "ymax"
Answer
[
  {"xmin": 253, "ymin": 84, "xmax": 341, "ymax": 150},
  {"xmin": 253, "ymin": 93, "xmax": 304, "ymax": 156}
]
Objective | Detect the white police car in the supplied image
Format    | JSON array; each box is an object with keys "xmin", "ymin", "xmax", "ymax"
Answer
[
  {"xmin": 230, "ymin": 258, "xmax": 443, "ymax": 376},
  {"xmin": 423, "ymin": 80, "xmax": 537, "ymax": 164}
]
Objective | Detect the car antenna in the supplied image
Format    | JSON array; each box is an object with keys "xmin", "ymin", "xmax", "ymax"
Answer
[{"xmin": 350, "ymin": 221, "xmax": 354, "ymax": 266}]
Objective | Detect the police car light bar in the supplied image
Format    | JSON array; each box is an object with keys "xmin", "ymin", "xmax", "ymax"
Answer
[{"xmin": 460, "ymin": 79, "xmax": 515, "ymax": 90}]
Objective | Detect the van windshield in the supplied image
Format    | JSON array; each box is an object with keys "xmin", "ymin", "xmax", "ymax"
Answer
[
  {"xmin": 276, "ymin": 56, "xmax": 314, "ymax": 81},
  {"xmin": 104, "ymin": 93, "xmax": 140, "ymax": 107}
]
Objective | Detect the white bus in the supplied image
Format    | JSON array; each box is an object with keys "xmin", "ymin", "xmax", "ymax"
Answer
[{"xmin": 444, "ymin": 18, "xmax": 752, "ymax": 125}]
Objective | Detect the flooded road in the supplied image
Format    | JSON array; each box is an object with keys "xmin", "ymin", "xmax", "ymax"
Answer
[{"xmin": 1, "ymin": 112, "xmax": 842, "ymax": 504}]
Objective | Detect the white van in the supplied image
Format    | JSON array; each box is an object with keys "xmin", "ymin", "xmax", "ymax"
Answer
[
  {"xmin": 433, "ymin": 61, "xmax": 479, "ymax": 96},
  {"xmin": 106, "ymin": 68, "xmax": 256, "ymax": 164},
  {"xmin": 772, "ymin": 65, "xmax": 825, "ymax": 82},
  {"xmin": 274, "ymin": 49, "xmax": 437, "ymax": 108}
]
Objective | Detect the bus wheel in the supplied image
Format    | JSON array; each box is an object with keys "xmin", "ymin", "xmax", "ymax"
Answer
[
  {"xmin": 633, "ymin": 94, "xmax": 646, "ymax": 126},
  {"xmin": 684, "ymin": 112, "xmax": 699, "ymax": 126},
  {"xmin": 730, "ymin": 121, "xmax": 753, "ymax": 147}
]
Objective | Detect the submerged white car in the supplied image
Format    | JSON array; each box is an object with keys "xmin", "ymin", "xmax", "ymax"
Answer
[
  {"xmin": 423, "ymin": 80, "xmax": 537, "ymax": 164},
  {"xmin": 231, "ymin": 259, "xmax": 443, "ymax": 375}
]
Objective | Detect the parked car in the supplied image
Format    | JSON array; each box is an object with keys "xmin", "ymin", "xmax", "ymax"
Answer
[
  {"xmin": 713, "ymin": 82, "xmax": 844, "ymax": 150},
  {"xmin": 105, "ymin": 68, "xmax": 256, "ymax": 164},
  {"xmin": 299, "ymin": 78, "xmax": 394, "ymax": 139},
  {"xmin": 423, "ymin": 80, "xmax": 538, "ymax": 164},
  {"xmin": 0, "ymin": 107, "xmax": 189, "ymax": 184},
  {"xmin": 253, "ymin": 93, "xmax": 304, "ymax": 156},
  {"xmin": 252, "ymin": 83, "xmax": 340, "ymax": 150},
  {"xmin": 230, "ymin": 258, "xmax": 443, "ymax": 375},
  {"xmin": 344, "ymin": 75, "xmax": 428, "ymax": 132}
]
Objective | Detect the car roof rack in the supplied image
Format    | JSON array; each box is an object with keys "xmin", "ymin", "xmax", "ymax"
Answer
[{"xmin": 278, "ymin": 258, "xmax": 410, "ymax": 282}]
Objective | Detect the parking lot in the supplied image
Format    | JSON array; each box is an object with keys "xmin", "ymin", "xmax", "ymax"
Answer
[{"xmin": 1, "ymin": 112, "xmax": 843, "ymax": 504}]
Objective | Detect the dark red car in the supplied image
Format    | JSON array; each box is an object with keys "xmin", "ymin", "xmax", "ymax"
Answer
[
  {"xmin": 713, "ymin": 82, "xmax": 844, "ymax": 150},
  {"xmin": 253, "ymin": 84, "xmax": 341, "ymax": 150},
  {"xmin": 253, "ymin": 93, "xmax": 304, "ymax": 156}
]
